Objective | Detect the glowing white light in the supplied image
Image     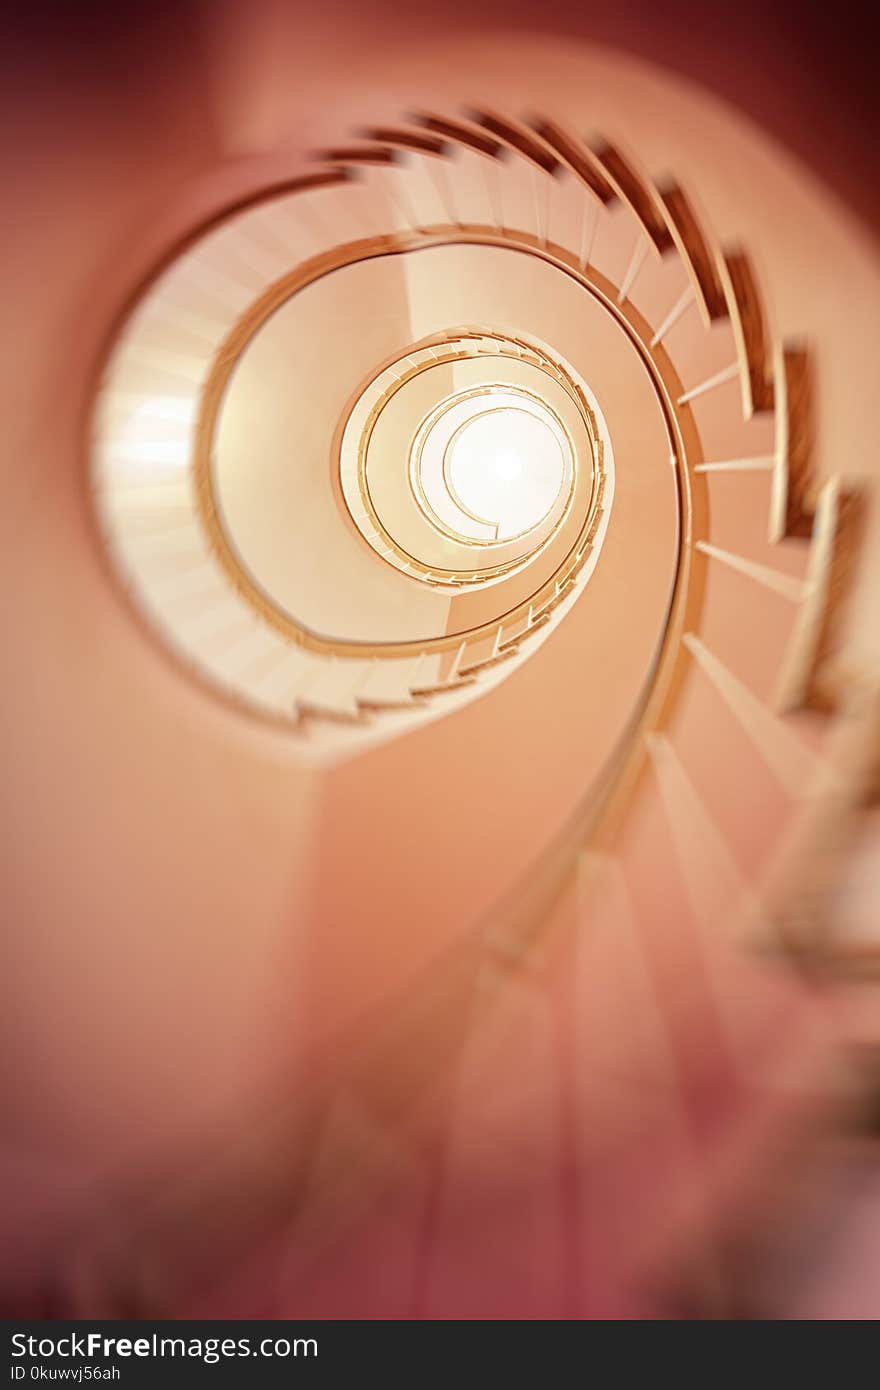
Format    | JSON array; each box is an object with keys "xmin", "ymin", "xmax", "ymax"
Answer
[
  {"xmin": 445, "ymin": 399, "xmax": 567, "ymax": 539},
  {"xmin": 116, "ymin": 396, "xmax": 197, "ymax": 468},
  {"xmin": 493, "ymin": 452, "xmax": 523, "ymax": 482},
  {"xmin": 412, "ymin": 387, "xmax": 573, "ymax": 545}
]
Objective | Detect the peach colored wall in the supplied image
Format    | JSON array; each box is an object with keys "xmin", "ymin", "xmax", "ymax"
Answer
[{"xmin": 1, "ymin": 1, "xmax": 877, "ymax": 1305}]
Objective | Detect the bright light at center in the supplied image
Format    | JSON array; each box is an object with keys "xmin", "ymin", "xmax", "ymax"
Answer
[
  {"xmin": 446, "ymin": 401, "xmax": 567, "ymax": 539},
  {"xmin": 412, "ymin": 386, "xmax": 574, "ymax": 546},
  {"xmin": 493, "ymin": 452, "xmax": 524, "ymax": 482}
]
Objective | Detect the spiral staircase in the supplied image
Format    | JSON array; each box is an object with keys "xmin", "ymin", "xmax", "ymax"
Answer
[{"xmin": 3, "ymin": 14, "xmax": 879, "ymax": 1321}]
